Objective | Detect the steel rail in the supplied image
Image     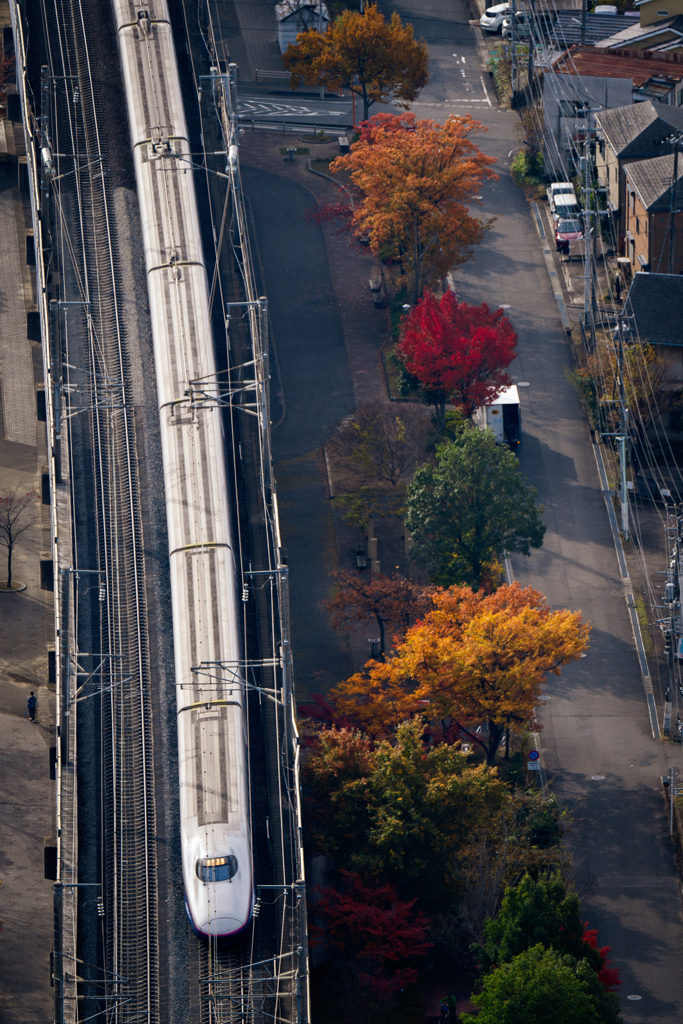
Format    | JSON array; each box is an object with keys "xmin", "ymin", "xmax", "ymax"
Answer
[
  {"xmin": 191, "ymin": 4, "xmax": 309, "ymax": 1023},
  {"xmin": 41, "ymin": 0, "xmax": 159, "ymax": 1019}
]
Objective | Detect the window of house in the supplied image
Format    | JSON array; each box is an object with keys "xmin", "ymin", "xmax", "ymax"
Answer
[
  {"xmin": 636, "ymin": 217, "xmax": 640, "ymax": 233},
  {"xmin": 630, "ymin": 191, "xmax": 636, "ymax": 212},
  {"xmin": 679, "ymin": 89, "xmax": 683, "ymax": 106},
  {"xmin": 607, "ymin": 164, "xmax": 610, "ymax": 182}
]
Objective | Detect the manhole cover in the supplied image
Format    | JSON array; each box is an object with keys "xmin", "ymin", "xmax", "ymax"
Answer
[
  {"xmin": 626, "ymin": 995, "xmax": 642, "ymax": 1001},
  {"xmin": 517, "ymin": 381, "xmax": 530, "ymax": 386},
  {"xmin": 591, "ymin": 775, "xmax": 605, "ymax": 781}
]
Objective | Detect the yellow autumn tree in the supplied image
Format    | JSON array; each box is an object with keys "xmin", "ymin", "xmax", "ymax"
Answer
[
  {"xmin": 588, "ymin": 337, "xmax": 668, "ymax": 431},
  {"xmin": 331, "ymin": 112, "xmax": 497, "ymax": 301},
  {"xmin": 282, "ymin": 4, "xmax": 429, "ymax": 121},
  {"xmin": 331, "ymin": 583, "xmax": 590, "ymax": 763}
]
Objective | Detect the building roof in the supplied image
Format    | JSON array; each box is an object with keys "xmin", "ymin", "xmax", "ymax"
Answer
[
  {"xmin": 624, "ymin": 151, "xmax": 683, "ymax": 209},
  {"xmin": 275, "ymin": 0, "xmax": 329, "ymax": 23},
  {"xmin": 625, "ymin": 272, "xmax": 683, "ymax": 345},
  {"xmin": 596, "ymin": 99, "xmax": 683, "ymax": 155},
  {"xmin": 553, "ymin": 11, "xmax": 639, "ymax": 47},
  {"xmin": 594, "ymin": 14, "xmax": 683, "ymax": 50},
  {"xmin": 551, "ymin": 44, "xmax": 683, "ymax": 84}
]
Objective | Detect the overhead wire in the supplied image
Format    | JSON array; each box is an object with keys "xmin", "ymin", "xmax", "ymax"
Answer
[{"xmin": 515, "ymin": 0, "xmax": 682, "ymax": 705}]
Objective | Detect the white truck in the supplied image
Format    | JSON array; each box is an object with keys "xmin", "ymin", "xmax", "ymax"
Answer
[{"xmin": 473, "ymin": 385, "xmax": 521, "ymax": 448}]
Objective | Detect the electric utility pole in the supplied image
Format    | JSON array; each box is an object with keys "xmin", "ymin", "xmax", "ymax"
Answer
[
  {"xmin": 581, "ymin": 0, "xmax": 587, "ymax": 45},
  {"xmin": 510, "ymin": 0, "xmax": 517, "ymax": 103},
  {"xmin": 656, "ymin": 130, "xmax": 683, "ymax": 275},
  {"xmin": 669, "ymin": 135, "xmax": 680, "ymax": 275},
  {"xmin": 616, "ymin": 317, "xmax": 629, "ymax": 541}
]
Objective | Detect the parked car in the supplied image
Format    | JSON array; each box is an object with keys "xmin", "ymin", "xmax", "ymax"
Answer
[
  {"xmin": 547, "ymin": 182, "xmax": 575, "ymax": 209},
  {"xmin": 479, "ymin": 3, "xmax": 511, "ymax": 32},
  {"xmin": 555, "ymin": 217, "xmax": 583, "ymax": 254},
  {"xmin": 502, "ymin": 11, "xmax": 531, "ymax": 39},
  {"xmin": 552, "ymin": 194, "xmax": 582, "ymax": 221}
]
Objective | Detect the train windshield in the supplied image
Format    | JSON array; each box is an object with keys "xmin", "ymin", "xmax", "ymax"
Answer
[{"xmin": 196, "ymin": 855, "xmax": 238, "ymax": 883}]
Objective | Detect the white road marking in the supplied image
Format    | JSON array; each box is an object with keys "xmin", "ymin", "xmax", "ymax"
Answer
[
  {"xmin": 480, "ymin": 74, "xmax": 492, "ymax": 106},
  {"xmin": 237, "ymin": 99, "xmax": 346, "ymax": 118}
]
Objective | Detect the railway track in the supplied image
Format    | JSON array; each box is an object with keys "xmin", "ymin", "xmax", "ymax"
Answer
[
  {"xmin": 179, "ymin": 3, "xmax": 309, "ymax": 1022},
  {"xmin": 41, "ymin": 0, "xmax": 159, "ymax": 1019}
]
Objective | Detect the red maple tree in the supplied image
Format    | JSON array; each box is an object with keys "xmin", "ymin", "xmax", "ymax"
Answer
[
  {"xmin": 396, "ymin": 290, "xmax": 517, "ymax": 426},
  {"xmin": 582, "ymin": 924, "xmax": 621, "ymax": 993},
  {"xmin": 312, "ymin": 870, "xmax": 432, "ymax": 1000}
]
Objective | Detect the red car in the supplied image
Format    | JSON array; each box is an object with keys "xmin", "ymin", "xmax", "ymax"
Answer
[{"xmin": 555, "ymin": 216, "xmax": 583, "ymax": 255}]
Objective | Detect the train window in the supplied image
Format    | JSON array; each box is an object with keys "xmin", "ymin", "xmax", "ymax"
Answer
[{"xmin": 196, "ymin": 855, "xmax": 238, "ymax": 883}]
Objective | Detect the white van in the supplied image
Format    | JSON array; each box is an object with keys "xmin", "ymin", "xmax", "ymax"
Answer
[{"xmin": 473, "ymin": 386, "xmax": 521, "ymax": 448}]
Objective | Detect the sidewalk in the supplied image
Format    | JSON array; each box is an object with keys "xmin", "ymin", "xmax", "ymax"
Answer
[
  {"xmin": 241, "ymin": 132, "xmax": 413, "ymax": 690},
  {"xmin": 0, "ymin": 130, "xmax": 54, "ymax": 1021}
]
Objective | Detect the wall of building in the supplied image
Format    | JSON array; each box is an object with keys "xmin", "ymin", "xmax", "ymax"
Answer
[
  {"xmin": 544, "ymin": 72, "xmax": 632, "ymax": 175},
  {"xmin": 638, "ymin": 0, "xmax": 683, "ymax": 28},
  {"xmin": 624, "ymin": 188, "xmax": 683, "ymax": 269},
  {"xmin": 596, "ymin": 136, "xmax": 620, "ymax": 211}
]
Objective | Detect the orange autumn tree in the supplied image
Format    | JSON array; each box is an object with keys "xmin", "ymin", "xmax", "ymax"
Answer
[
  {"xmin": 331, "ymin": 112, "xmax": 497, "ymax": 301},
  {"xmin": 324, "ymin": 571, "xmax": 436, "ymax": 657},
  {"xmin": 331, "ymin": 583, "xmax": 590, "ymax": 763},
  {"xmin": 283, "ymin": 5, "xmax": 429, "ymax": 122}
]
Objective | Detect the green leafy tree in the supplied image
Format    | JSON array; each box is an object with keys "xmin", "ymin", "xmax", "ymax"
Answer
[
  {"xmin": 461, "ymin": 945, "xmax": 622, "ymax": 1024},
  {"xmin": 477, "ymin": 874, "xmax": 593, "ymax": 973},
  {"xmin": 282, "ymin": 4, "xmax": 429, "ymax": 121},
  {"xmin": 304, "ymin": 719, "xmax": 507, "ymax": 901},
  {"xmin": 405, "ymin": 431, "xmax": 545, "ymax": 586}
]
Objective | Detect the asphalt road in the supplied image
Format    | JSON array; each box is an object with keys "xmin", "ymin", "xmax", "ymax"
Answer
[
  {"xmin": 376, "ymin": 0, "xmax": 683, "ymax": 1019},
  {"xmin": 234, "ymin": 0, "xmax": 683, "ymax": 1013},
  {"xmin": 237, "ymin": 90, "xmax": 354, "ymax": 125}
]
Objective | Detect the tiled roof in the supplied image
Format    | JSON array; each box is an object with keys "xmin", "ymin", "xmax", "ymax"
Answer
[
  {"xmin": 553, "ymin": 11, "xmax": 638, "ymax": 47},
  {"xmin": 596, "ymin": 100, "xmax": 683, "ymax": 155},
  {"xmin": 552, "ymin": 44, "xmax": 683, "ymax": 84},
  {"xmin": 625, "ymin": 152, "xmax": 683, "ymax": 209},
  {"xmin": 625, "ymin": 272, "xmax": 683, "ymax": 345}
]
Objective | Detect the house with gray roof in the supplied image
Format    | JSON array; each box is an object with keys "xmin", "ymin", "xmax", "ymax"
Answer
[
  {"xmin": 623, "ymin": 153, "xmax": 683, "ymax": 272},
  {"xmin": 595, "ymin": 100, "xmax": 683, "ymax": 232},
  {"xmin": 623, "ymin": 271, "xmax": 683, "ymax": 382},
  {"xmin": 553, "ymin": 10, "xmax": 640, "ymax": 47}
]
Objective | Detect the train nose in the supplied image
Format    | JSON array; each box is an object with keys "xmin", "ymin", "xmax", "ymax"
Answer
[{"xmin": 200, "ymin": 917, "xmax": 244, "ymax": 938}]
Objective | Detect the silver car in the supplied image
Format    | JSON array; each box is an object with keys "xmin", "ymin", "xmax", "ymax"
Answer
[
  {"xmin": 480, "ymin": 3, "xmax": 511, "ymax": 32},
  {"xmin": 502, "ymin": 11, "xmax": 532, "ymax": 39}
]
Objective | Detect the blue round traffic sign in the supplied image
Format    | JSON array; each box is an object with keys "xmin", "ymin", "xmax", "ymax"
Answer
[{"xmin": 528, "ymin": 750, "xmax": 540, "ymax": 761}]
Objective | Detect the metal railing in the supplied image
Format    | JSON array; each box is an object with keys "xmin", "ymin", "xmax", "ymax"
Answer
[{"xmin": 239, "ymin": 117, "xmax": 353, "ymax": 134}]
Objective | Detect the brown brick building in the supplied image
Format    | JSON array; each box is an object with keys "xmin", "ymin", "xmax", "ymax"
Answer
[{"xmin": 624, "ymin": 152, "xmax": 683, "ymax": 272}]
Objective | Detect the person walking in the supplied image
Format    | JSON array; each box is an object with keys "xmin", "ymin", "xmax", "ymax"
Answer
[{"xmin": 26, "ymin": 691, "xmax": 37, "ymax": 723}]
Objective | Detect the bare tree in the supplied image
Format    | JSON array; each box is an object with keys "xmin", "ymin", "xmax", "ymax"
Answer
[
  {"xmin": 324, "ymin": 570, "xmax": 435, "ymax": 656},
  {"xmin": 328, "ymin": 400, "xmax": 430, "ymax": 488},
  {"xmin": 0, "ymin": 487, "xmax": 37, "ymax": 589}
]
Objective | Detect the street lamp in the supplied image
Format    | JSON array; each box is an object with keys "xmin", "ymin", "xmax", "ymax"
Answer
[{"xmin": 368, "ymin": 637, "xmax": 381, "ymax": 658}]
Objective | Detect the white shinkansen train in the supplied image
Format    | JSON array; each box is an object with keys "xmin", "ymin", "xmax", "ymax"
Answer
[{"xmin": 112, "ymin": 0, "xmax": 253, "ymax": 938}]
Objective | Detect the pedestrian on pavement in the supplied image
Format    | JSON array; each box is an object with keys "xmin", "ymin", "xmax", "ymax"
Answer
[
  {"xmin": 26, "ymin": 691, "xmax": 36, "ymax": 723},
  {"xmin": 445, "ymin": 993, "xmax": 458, "ymax": 1020}
]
